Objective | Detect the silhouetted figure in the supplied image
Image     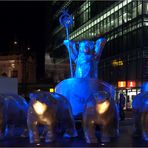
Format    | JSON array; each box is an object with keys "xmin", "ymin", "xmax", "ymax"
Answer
[{"xmin": 119, "ymin": 93, "xmax": 125, "ymax": 120}]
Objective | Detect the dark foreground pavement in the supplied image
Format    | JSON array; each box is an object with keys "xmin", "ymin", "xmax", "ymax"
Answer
[{"xmin": 0, "ymin": 111, "xmax": 148, "ymax": 147}]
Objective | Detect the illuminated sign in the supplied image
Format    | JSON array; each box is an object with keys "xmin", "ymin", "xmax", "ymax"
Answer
[
  {"xmin": 118, "ymin": 81, "xmax": 126, "ymax": 88},
  {"xmin": 127, "ymin": 81, "xmax": 136, "ymax": 88},
  {"xmin": 112, "ymin": 59, "xmax": 124, "ymax": 67},
  {"xmin": 49, "ymin": 88, "xmax": 54, "ymax": 93}
]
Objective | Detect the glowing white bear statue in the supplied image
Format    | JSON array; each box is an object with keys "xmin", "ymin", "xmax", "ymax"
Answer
[
  {"xmin": 27, "ymin": 91, "xmax": 77, "ymax": 144},
  {"xmin": 83, "ymin": 91, "xmax": 119, "ymax": 143}
]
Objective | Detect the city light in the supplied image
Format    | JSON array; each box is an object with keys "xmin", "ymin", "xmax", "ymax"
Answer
[
  {"xmin": 49, "ymin": 88, "xmax": 54, "ymax": 93},
  {"xmin": 14, "ymin": 41, "xmax": 18, "ymax": 45},
  {"xmin": 112, "ymin": 60, "xmax": 124, "ymax": 67},
  {"xmin": 127, "ymin": 81, "xmax": 136, "ymax": 88},
  {"xmin": 11, "ymin": 63, "xmax": 15, "ymax": 69},
  {"xmin": 118, "ymin": 81, "xmax": 126, "ymax": 88},
  {"xmin": 96, "ymin": 100, "xmax": 110, "ymax": 114}
]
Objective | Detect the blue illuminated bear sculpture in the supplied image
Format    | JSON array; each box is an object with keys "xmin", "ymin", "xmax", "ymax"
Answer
[
  {"xmin": 59, "ymin": 38, "xmax": 107, "ymax": 116},
  {"xmin": 132, "ymin": 82, "xmax": 148, "ymax": 141},
  {"xmin": 27, "ymin": 91, "xmax": 77, "ymax": 144},
  {"xmin": 0, "ymin": 94, "xmax": 28, "ymax": 139},
  {"xmin": 55, "ymin": 37, "xmax": 119, "ymax": 143}
]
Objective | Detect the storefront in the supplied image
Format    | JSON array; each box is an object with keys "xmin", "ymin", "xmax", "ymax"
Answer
[{"xmin": 115, "ymin": 81, "xmax": 141, "ymax": 110}]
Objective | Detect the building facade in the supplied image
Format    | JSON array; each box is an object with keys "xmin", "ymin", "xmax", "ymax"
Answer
[
  {"xmin": 0, "ymin": 54, "xmax": 36, "ymax": 83},
  {"xmin": 46, "ymin": 0, "xmax": 148, "ymax": 109}
]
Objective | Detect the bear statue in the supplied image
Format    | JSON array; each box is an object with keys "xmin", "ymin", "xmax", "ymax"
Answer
[
  {"xmin": 83, "ymin": 91, "xmax": 119, "ymax": 143},
  {"xmin": 63, "ymin": 38, "xmax": 106, "ymax": 78},
  {"xmin": 27, "ymin": 91, "xmax": 78, "ymax": 144},
  {"xmin": 0, "ymin": 93, "xmax": 28, "ymax": 139},
  {"xmin": 132, "ymin": 87, "xmax": 148, "ymax": 141}
]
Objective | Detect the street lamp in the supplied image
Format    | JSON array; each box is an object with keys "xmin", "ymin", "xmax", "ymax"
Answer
[
  {"xmin": 14, "ymin": 41, "xmax": 18, "ymax": 45},
  {"xmin": 27, "ymin": 47, "xmax": 30, "ymax": 51}
]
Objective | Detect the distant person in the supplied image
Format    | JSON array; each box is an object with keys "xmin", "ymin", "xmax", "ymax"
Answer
[
  {"xmin": 126, "ymin": 97, "xmax": 131, "ymax": 110},
  {"xmin": 63, "ymin": 38, "xmax": 106, "ymax": 78},
  {"xmin": 119, "ymin": 93, "xmax": 125, "ymax": 120}
]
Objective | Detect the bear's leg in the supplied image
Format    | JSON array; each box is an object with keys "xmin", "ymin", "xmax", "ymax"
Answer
[
  {"xmin": 83, "ymin": 119, "xmax": 97, "ymax": 143},
  {"xmin": 141, "ymin": 111, "xmax": 148, "ymax": 141},
  {"xmin": 101, "ymin": 124, "xmax": 111, "ymax": 143},
  {"xmin": 133, "ymin": 110, "xmax": 142, "ymax": 137},
  {"xmin": 40, "ymin": 126, "xmax": 46, "ymax": 139},
  {"xmin": 45, "ymin": 124, "xmax": 55, "ymax": 143},
  {"xmin": 0, "ymin": 114, "xmax": 4, "ymax": 139},
  {"xmin": 62, "ymin": 109, "xmax": 77, "ymax": 138},
  {"xmin": 21, "ymin": 128, "xmax": 28, "ymax": 138},
  {"xmin": 4, "ymin": 124, "xmax": 15, "ymax": 137},
  {"xmin": 27, "ymin": 119, "xmax": 40, "ymax": 144},
  {"xmin": 0, "ymin": 108, "xmax": 7, "ymax": 139}
]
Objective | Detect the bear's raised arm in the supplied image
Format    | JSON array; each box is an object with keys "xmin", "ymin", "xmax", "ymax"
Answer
[
  {"xmin": 63, "ymin": 40, "xmax": 78, "ymax": 63},
  {"xmin": 95, "ymin": 38, "xmax": 107, "ymax": 60}
]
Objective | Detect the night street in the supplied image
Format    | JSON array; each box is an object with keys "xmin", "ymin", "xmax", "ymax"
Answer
[
  {"xmin": 0, "ymin": 1, "xmax": 148, "ymax": 147},
  {"xmin": 0, "ymin": 111, "xmax": 148, "ymax": 147}
]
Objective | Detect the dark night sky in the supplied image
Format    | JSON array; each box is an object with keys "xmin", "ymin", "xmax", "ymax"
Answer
[
  {"xmin": 0, "ymin": 1, "xmax": 52, "ymax": 50},
  {"xmin": 0, "ymin": 1, "xmax": 52, "ymax": 79}
]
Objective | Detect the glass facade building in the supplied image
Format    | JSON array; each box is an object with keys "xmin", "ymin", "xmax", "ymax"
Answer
[{"xmin": 47, "ymin": 0, "xmax": 148, "ymax": 109}]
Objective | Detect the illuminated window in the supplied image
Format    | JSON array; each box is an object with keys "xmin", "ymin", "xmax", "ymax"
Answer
[
  {"xmin": 88, "ymin": 23, "xmax": 91, "ymax": 28},
  {"xmin": 97, "ymin": 18, "xmax": 100, "ymax": 23},
  {"xmin": 86, "ymin": 25, "xmax": 88, "ymax": 30},
  {"xmin": 118, "ymin": 81, "xmax": 126, "ymax": 88},
  {"xmin": 137, "ymin": 22, "xmax": 142, "ymax": 28},
  {"xmin": 107, "ymin": 11, "xmax": 110, "ymax": 17},
  {"xmin": 127, "ymin": 81, "xmax": 136, "ymax": 88},
  {"xmin": 123, "ymin": 0, "xmax": 127, "ymax": 7},
  {"xmin": 119, "ymin": 16, "xmax": 122, "ymax": 25},
  {"xmin": 104, "ymin": 13, "xmax": 107, "ymax": 19},
  {"xmin": 123, "ymin": 13, "xmax": 127, "ymax": 23},
  {"xmin": 100, "ymin": 16, "xmax": 103, "ymax": 21},
  {"xmin": 132, "ymin": 7, "xmax": 137, "ymax": 18},
  {"xmin": 128, "ymin": 0, "xmax": 132, "ymax": 3},
  {"xmin": 114, "ymin": 19, "xmax": 118, "ymax": 28},
  {"xmin": 144, "ymin": 22, "xmax": 148, "ymax": 26},
  {"xmin": 112, "ymin": 59, "xmax": 124, "ymax": 67},
  {"xmin": 115, "ymin": 6, "xmax": 118, "ymax": 12},
  {"xmin": 111, "ymin": 8, "xmax": 114, "ymax": 14},
  {"xmin": 119, "ymin": 3, "xmax": 122, "ymax": 9},
  {"xmin": 138, "ymin": 4, "xmax": 142, "ymax": 15}
]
